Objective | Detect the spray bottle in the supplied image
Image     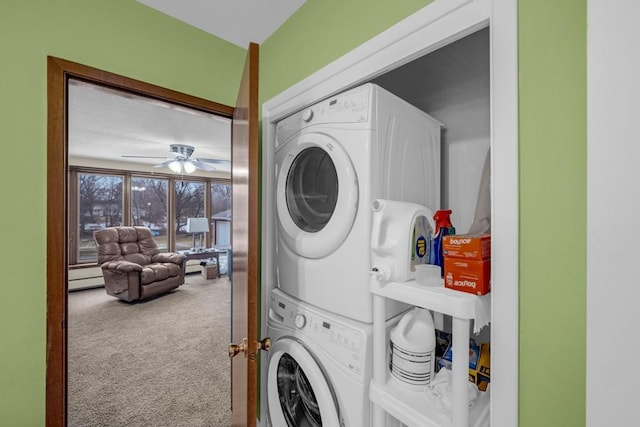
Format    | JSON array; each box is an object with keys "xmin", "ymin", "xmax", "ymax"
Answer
[{"xmin": 430, "ymin": 209, "xmax": 455, "ymax": 276}]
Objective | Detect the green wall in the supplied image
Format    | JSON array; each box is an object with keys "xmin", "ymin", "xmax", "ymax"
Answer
[
  {"xmin": 262, "ymin": 0, "xmax": 587, "ymax": 426},
  {"xmin": 260, "ymin": 0, "xmax": 434, "ymax": 101},
  {"xmin": 518, "ymin": 0, "xmax": 586, "ymax": 425},
  {"xmin": 0, "ymin": 1, "xmax": 245, "ymax": 424}
]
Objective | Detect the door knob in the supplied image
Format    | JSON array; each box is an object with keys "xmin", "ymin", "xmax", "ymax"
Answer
[
  {"xmin": 257, "ymin": 337, "xmax": 271, "ymax": 352},
  {"xmin": 229, "ymin": 338, "xmax": 248, "ymax": 358}
]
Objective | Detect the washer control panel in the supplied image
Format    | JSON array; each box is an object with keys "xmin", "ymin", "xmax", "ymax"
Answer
[{"xmin": 269, "ymin": 290, "xmax": 366, "ymax": 377}]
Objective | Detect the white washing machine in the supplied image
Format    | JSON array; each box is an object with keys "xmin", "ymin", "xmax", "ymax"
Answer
[
  {"xmin": 275, "ymin": 83, "xmax": 441, "ymax": 323},
  {"xmin": 266, "ymin": 289, "xmax": 374, "ymax": 427}
]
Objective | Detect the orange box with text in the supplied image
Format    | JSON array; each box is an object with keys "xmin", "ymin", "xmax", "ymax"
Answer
[
  {"xmin": 442, "ymin": 234, "xmax": 491, "ymax": 260},
  {"xmin": 444, "ymin": 257, "xmax": 491, "ymax": 295}
]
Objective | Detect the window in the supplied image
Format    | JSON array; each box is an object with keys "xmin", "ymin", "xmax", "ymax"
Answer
[
  {"xmin": 77, "ymin": 173, "xmax": 124, "ymax": 262},
  {"xmin": 69, "ymin": 168, "xmax": 229, "ymax": 265},
  {"xmin": 175, "ymin": 180, "xmax": 206, "ymax": 251},
  {"xmin": 211, "ymin": 183, "xmax": 232, "ymax": 246},
  {"xmin": 131, "ymin": 177, "xmax": 168, "ymax": 251}
]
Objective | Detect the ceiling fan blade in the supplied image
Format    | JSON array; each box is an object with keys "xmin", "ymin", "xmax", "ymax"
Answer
[
  {"xmin": 196, "ymin": 158, "xmax": 231, "ymax": 165},
  {"xmin": 190, "ymin": 160, "xmax": 216, "ymax": 171},
  {"xmin": 154, "ymin": 159, "xmax": 176, "ymax": 168},
  {"xmin": 122, "ymin": 155, "xmax": 169, "ymax": 159}
]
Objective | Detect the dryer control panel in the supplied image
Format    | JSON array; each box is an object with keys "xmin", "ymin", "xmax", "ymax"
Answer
[
  {"xmin": 275, "ymin": 83, "xmax": 373, "ymax": 148},
  {"xmin": 269, "ymin": 290, "xmax": 367, "ymax": 379}
]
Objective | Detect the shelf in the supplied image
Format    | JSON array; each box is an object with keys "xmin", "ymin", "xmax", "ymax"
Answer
[
  {"xmin": 370, "ymin": 279, "xmax": 489, "ymax": 320},
  {"xmin": 370, "ymin": 378, "xmax": 451, "ymax": 427},
  {"xmin": 370, "ymin": 377, "xmax": 491, "ymax": 427},
  {"xmin": 370, "ymin": 277, "xmax": 491, "ymax": 427}
]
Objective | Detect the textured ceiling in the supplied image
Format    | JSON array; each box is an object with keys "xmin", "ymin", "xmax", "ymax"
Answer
[{"xmin": 68, "ymin": 79, "xmax": 231, "ymax": 175}]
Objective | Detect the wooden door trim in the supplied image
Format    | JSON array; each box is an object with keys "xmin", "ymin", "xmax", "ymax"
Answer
[
  {"xmin": 46, "ymin": 56, "xmax": 234, "ymax": 427},
  {"xmin": 245, "ymin": 42, "xmax": 260, "ymax": 424}
]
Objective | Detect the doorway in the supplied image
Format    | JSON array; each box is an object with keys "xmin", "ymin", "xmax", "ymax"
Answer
[
  {"xmin": 66, "ymin": 78, "xmax": 232, "ymax": 425},
  {"xmin": 46, "ymin": 57, "xmax": 235, "ymax": 426}
]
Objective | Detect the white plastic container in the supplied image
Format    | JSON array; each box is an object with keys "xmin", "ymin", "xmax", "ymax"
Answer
[
  {"xmin": 389, "ymin": 307, "xmax": 436, "ymax": 389},
  {"xmin": 371, "ymin": 199, "xmax": 436, "ymax": 282},
  {"xmin": 414, "ymin": 264, "xmax": 442, "ymax": 286}
]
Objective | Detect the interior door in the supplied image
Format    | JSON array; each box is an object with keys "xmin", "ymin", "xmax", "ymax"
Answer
[{"xmin": 230, "ymin": 42, "xmax": 260, "ymax": 426}]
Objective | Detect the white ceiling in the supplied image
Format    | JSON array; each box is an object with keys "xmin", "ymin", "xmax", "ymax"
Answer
[
  {"xmin": 69, "ymin": 1, "xmax": 307, "ymax": 177},
  {"xmin": 136, "ymin": 0, "xmax": 307, "ymax": 48},
  {"xmin": 68, "ymin": 79, "xmax": 232, "ymax": 176}
]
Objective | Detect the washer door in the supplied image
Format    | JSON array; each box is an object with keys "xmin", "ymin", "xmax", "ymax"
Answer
[
  {"xmin": 276, "ymin": 132, "xmax": 358, "ymax": 259},
  {"xmin": 267, "ymin": 338, "xmax": 341, "ymax": 427}
]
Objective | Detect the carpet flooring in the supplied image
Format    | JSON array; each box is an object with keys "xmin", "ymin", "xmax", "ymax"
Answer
[{"xmin": 67, "ymin": 274, "xmax": 232, "ymax": 427}]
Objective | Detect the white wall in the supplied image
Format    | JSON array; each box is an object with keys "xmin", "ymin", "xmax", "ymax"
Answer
[
  {"xmin": 371, "ymin": 27, "xmax": 490, "ymax": 233},
  {"xmin": 68, "ymin": 266, "xmax": 105, "ymax": 290},
  {"xmin": 587, "ymin": 1, "xmax": 640, "ymax": 425}
]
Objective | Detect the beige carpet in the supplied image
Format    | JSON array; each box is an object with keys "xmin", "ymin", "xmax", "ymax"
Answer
[{"xmin": 67, "ymin": 274, "xmax": 232, "ymax": 427}]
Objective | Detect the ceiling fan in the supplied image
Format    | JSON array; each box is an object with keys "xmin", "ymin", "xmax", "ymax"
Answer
[{"xmin": 122, "ymin": 144, "xmax": 230, "ymax": 174}]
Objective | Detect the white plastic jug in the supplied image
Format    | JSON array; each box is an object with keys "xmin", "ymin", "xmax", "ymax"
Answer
[
  {"xmin": 389, "ymin": 307, "xmax": 436, "ymax": 389},
  {"xmin": 370, "ymin": 199, "xmax": 436, "ymax": 282}
]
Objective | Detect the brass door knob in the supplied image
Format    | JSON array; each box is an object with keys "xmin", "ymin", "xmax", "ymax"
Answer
[
  {"xmin": 229, "ymin": 338, "xmax": 248, "ymax": 358},
  {"xmin": 257, "ymin": 337, "xmax": 271, "ymax": 352}
]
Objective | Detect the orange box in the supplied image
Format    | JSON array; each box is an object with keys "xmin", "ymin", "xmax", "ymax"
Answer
[
  {"xmin": 444, "ymin": 258, "xmax": 491, "ymax": 295},
  {"xmin": 442, "ymin": 234, "xmax": 491, "ymax": 260}
]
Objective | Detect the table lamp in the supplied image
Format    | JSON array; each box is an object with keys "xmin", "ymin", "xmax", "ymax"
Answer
[{"xmin": 186, "ymin": 217, "xmax": 210, "ymax": 251}]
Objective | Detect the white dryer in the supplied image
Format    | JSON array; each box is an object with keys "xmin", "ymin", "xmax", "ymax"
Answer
[
  {"xmin": 275, "ymin": 83, "xmax": 441, "ymax": 323},
  {"xmin": 266, "ymin": 289, "xmax": 374, "ymax": 427}
]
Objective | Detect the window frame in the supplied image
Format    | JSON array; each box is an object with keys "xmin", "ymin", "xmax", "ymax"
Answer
[{"xmin": 68, "ymin": 165, "xmax": 230, "ymax": 267}]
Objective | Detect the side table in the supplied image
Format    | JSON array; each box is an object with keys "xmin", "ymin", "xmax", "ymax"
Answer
[{"xmin": 178, "ymin": 248, "xmax": 222, "ymax": 280}]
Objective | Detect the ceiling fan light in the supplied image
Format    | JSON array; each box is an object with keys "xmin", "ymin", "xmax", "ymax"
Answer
[
  {"xmin": 168, "ymin": 160, "xmax": 182, "ymax": 173},
  {"xmin": 183, "ymin": 161, "xmax": 196, "ymax": 174}
]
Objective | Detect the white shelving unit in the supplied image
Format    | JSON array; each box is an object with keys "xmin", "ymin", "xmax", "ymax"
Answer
[{"xmin": 370, "ymin": 278, "xmax": 491, "ymax": 427}]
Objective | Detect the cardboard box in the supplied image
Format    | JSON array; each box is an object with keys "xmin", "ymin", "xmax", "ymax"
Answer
[
  {"xmin": 444, "ymin": 258, "xmax": 491, "ymax": 295},
  {"xmin": 434, "ymin": 330, "xmax": 491, "ymax": 391},
  {"xmin": 469, "ymin": 343, "xmax": 491, "ymax": 391},
  {"xmin": 443, "ymin": 234, "xmax": 491, "ymax": 260},
  {"xmin": 201, "ymin": 264, "xmax": 218, "ymax": 279}
]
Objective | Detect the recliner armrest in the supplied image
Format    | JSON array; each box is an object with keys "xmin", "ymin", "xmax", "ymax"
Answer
[
  {"xmin": 152, "ymin": 252, "xmax": 185, "ymax": 264},
  {"xmin": 101, "ymin": 260, "xmax": 143, "ymax": 273}
]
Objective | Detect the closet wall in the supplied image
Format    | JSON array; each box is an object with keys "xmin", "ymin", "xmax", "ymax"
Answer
[{"xmin": 371, "ymin": 28, "xmax": 490, "ymax": 234}]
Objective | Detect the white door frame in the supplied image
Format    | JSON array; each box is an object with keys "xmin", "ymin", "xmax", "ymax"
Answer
[
  {"xmin": 587, "ymin": 1, "xmax": 639, "ymax": 425},
  {"xmin": 260, "ymin": 0, "xmax": 518, "ymax": 425}
]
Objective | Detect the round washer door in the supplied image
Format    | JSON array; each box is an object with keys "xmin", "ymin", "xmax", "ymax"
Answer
[
  {"xmin": 276, "ymin": 132, "xmax": 358, "ymax": 259},
  {"xmin": 267, "ymin": 338, "xmax": 341, "ymax": 427}
]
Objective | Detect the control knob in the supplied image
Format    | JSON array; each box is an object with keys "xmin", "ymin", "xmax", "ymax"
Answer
[
  {"xmin": 294, "ymin": 313, "xmax": 307, "ymax": 329},
  {"xmin": 302, "ymin": 108, "xmax": 314, "ymax": 122}
]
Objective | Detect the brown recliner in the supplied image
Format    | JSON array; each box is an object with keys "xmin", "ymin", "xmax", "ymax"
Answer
[{"xmin": 94, "ymin": 226, "xmax": 186, "ymax": 302}]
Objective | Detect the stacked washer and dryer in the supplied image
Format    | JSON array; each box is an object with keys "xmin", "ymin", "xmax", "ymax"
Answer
[{"xmin": 266, "ymin": 83, "xmax": 442, "ymax": 426}]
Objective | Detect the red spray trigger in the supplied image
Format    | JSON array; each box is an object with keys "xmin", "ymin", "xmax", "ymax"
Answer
[{"xmin": 433, "ymin": 209, "xmax": 453, "ymax": 234}]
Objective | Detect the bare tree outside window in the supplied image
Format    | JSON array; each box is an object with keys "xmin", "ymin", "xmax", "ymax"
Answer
[
  {"xmin": 78, "ymin": 173, "xmax": 123, "ymax": 261},
  {"xmin": 211, "ymin": 183, "xmax": 232, "ymax": 215},
  {"xmin": 175, "ymin": 180, "xmax": 206, "ymax": 251},
  {"xmin": 131, "ymin": 177, "xmax": 168, "ymax": 250}
]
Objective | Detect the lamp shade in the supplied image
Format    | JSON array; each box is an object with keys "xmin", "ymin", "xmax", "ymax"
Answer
[
  {"xmin": 168, "ymin": 160, "xmax": 182, "ymax": 173},
  {"xmin": 186, "ymin": 217, "xmax": 210, "ymax": 233},
  {"xmin": 183, "ymin": 161, "xmax": 197, "ymax": 174}
]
